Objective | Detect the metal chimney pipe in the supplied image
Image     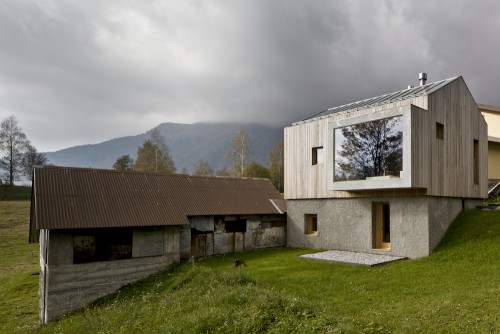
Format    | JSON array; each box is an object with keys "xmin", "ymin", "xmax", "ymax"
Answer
[{"xmin": 419, "ymin": 73, "xmax": 427, "ymax": 86}]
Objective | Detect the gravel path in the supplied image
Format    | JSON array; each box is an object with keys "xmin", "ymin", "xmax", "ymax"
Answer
[{"xmin": 299, "ymin": 250, "xmax": 405, "ymax": 266}]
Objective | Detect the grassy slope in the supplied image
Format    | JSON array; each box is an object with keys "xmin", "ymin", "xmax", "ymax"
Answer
[
  {"xmin": 0, "ymin": 201, "xmax": 39, "ymax": 333},
  {"xmin": 1, "ymin": 201, "xmax": 499, "ymax": 333}
]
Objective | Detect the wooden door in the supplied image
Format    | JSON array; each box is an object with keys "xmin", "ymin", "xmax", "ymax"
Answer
[{"xmin": 191, "ymin": 234, "xmax": 207, "ymax": 257}]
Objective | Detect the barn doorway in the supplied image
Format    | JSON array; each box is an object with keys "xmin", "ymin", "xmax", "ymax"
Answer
[
  {"xmin": 191, "ymin": 231, "xmax": 214, "ymax": 257},
  {"xmin": 373, "ymin": 203, "xmax": 391, "ymax": 250}
]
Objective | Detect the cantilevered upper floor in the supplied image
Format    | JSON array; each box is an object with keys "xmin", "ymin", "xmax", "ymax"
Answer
[{"xmin": 285, "ymin": 76, "xmax": 488, "ymax": 199}]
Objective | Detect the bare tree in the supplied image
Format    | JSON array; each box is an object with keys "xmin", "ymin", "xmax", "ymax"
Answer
[
  {"xmin": 0, "ymin": 116, "xmax": 30, "ymax": 185},
  {"xmin": 22, "ymin": 144, "xmax": 48, "ymax": 181},
  {"xmin": 224, "ymin": 128, "xmax": 251, "ymax": 177}
]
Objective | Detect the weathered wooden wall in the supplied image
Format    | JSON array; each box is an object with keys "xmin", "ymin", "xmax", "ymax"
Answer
[
  {"xmin": 285, "ymin": 78, "xmax": 487, "ymax": 199},
  {"xmin": 180, "ymin": 214, "xmax": 286, "ymax": 258}
]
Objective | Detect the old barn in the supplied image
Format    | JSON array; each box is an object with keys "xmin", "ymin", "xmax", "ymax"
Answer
[{"xmin": 30, "ymin": 166, "xmax": 285, "ymax": 323}]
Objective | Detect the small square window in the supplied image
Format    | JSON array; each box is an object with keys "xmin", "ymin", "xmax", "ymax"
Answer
[
  {"xmin": 312, "ymin": 147, "xmax": 324, "ymax": 165},
  {"xmin": 305, "ymin": 214, "xmax": 318, "ymax": 235},
  {"xmin": 436, "ymin": 122, "xmax": 444, "ymax": 140}
]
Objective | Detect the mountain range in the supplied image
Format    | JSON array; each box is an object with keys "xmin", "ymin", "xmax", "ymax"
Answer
[{"xmin": 45, "ymin": 122, "xmax": 284, "ymax": 173}]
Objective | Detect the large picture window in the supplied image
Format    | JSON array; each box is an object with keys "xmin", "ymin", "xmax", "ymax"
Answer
[{"xmin": 334, "ymin": 116, "xmax": 403, "ymax": 181}]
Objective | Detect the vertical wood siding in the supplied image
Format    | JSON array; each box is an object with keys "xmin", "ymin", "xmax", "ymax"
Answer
[
  {"xmin": 285, "ymin": 78, "xmax": 487, "ymax": 199},
  {"xmin": 426, "ymin": 77, "xmax": 488, "ymax": 198}
]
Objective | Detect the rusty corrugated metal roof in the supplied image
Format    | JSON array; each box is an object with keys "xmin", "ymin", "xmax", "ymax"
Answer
[{"xmin": 32, "ymin": 166, "xmax": 285, "ymax": 230}]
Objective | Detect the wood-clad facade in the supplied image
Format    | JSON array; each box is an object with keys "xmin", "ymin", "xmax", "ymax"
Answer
[
  {"xmin": 285, "ymin": 76, "xmax": 487, "ymax": 259},
  {"xmin": 285, "ymin": 77, "xmax": 488, "ymax": 200}
]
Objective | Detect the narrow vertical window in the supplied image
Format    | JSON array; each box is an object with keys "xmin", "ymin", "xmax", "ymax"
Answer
[
  {"xmin": 312, "ymin": 147, "xmax": 324, "ymax": 165},
  {"xmin": 474, "ymin": 139, "xmax": 479, "ymax": 185},
  {"xmin": 305, "ymin": 214, "xmax": 318, "ymax": 235},
  {"xmin": 436, "ymin": 122, "xmax": 444, "ymax": 140}
]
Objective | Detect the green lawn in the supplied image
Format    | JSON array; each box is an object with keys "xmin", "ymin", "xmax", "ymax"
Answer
[
  {"xmin": 1, "ymin": 201, "xmax": 500, "ymax": 333},
  {"xmin": 0, "ymin": 201, "xmax": 39, "ymax": 333}
]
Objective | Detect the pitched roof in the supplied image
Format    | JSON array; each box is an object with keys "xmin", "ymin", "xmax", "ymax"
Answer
[
  {"xmin": 294, "ymin": 77, "xmax": 459, "ymax": 125},
  {"xmin": 31, "ymin": 167, "xmax": 285, "ymax": 230}
]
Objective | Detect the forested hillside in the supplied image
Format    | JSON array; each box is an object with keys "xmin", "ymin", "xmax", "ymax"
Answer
[{"xmin": 45, "ymin": 123, "xmax": 283, "ymax": 173}]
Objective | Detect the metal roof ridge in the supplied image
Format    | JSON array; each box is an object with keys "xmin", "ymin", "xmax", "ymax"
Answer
[
  {"xmin": 37, "ymin": 166, "xmax": 274, "ymax": 183},
  {"xmin": 292, "ymin": 76, "xmax": 459, "ymax": 126}
]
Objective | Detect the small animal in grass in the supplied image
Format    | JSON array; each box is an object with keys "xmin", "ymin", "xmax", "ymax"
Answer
[{"xmin": 233, "ymin": 259, "xmax": 248, "ymax": 268}]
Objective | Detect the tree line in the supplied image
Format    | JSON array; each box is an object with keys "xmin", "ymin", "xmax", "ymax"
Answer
[
  {"xmin": 113, "ymin": 127, "xmax": 284, "ymax": 192},
  {"xmin": 0, "ymin": 115, "xmax": 48, "ymax": 186}
]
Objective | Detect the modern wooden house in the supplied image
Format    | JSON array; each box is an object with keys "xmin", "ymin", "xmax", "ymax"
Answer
[
  {"xmin": 30, "ymin": 166, "xmax": 285, "ymax": 323},
  {"xmin": 285, "ymin": 75, "xmax": 487, "ymax": 259},
  {"xmin": 478, "ymin": 104, "xmax": 500, "ymax": 194}
]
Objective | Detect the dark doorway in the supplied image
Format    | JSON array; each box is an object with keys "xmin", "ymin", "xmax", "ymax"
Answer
[{"xmin": 373, "ymin": 203, "xmax": 391, "ymax": 250}]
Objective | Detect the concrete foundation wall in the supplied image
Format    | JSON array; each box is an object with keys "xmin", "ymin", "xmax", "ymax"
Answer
[
  {"xmin": 427, "ymin": 198, "xmax": 463, "ymax": 251},
  {"xmin": 40, "ymin": 226, "xmax": 180, "ymax": 323},
  {"xmin": 287, "ymin": 196, "xmax": 465, "ymax": 259}
]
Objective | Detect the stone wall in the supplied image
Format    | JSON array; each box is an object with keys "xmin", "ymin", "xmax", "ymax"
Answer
[{"xmin": 40, "ymin": 226, "xmax": 180, "ymax": 323}]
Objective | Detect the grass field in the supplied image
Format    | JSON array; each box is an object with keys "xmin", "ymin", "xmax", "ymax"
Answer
[
  {"xmin": 1, "ymin": 200, "xmax": 499, "ymax": 333},
  {"xmin": 0, "ymin": 200, "xmax": 39, "ymax": 333}
]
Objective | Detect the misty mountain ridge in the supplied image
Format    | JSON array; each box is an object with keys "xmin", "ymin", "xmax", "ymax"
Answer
[{"xmin": 45, "ymin": 122, "xmax": 284, "ymax": 173}]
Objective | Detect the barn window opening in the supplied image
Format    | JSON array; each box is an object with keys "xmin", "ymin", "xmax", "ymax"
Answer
[
  {"xmin": 225, "ymin": 219, "xmax": 247, "ymax": 233},
  {"xmin": 74, "ymin": 228, "xmax": 133, "ymax": 264},
  {"xmin": 305, "ymin": 214, "xmax": 318, "ymax": 235},
  {"xmin": 312, "ymin": 147, "xmax": 324, "ymax": 165},
  {"xmin": 436, "ymin": 122, "xmax": 444, "ymax": 140}
]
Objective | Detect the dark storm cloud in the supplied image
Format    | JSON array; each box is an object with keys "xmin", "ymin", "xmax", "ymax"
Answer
[{"xmin": 0, "ymin": 1, "xmax": 499, "ymax": 151}]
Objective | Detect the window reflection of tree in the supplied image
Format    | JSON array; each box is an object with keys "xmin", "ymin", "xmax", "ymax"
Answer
[{"xmin": 335, "ymin": 117, "xmax": 403, "ymax": 181}]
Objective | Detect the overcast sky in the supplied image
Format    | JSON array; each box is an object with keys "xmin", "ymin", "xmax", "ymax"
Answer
[{"xmin": 1, "ymin": 1, "xmax": 499, "ymax": 152}]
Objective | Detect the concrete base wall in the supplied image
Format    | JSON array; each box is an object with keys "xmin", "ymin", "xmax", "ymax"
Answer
[
  {"xmin": 40, "ymin": 226, "xmax": 180, "ymax": 323},
  {"xmin": 287, "ymin": 196, "xmax": 466, "ymax": 259}
]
